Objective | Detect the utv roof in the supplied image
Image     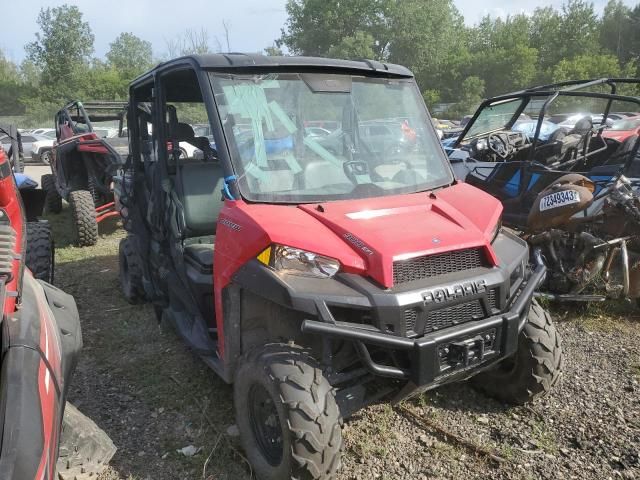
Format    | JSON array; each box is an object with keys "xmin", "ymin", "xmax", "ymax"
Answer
[{"xmin": 132, "ymin": 53, "xmax": 414, "ymax": 85}]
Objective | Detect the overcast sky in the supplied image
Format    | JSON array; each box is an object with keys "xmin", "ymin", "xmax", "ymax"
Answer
[{"xmin": 0, "ymin": 0, "xmax": 635, "ymax": 63}]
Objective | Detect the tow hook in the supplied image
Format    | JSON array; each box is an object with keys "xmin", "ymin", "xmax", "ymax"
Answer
[{"xmin": 448, "ymin": 336, "xmax": 486, "ymax": 367}]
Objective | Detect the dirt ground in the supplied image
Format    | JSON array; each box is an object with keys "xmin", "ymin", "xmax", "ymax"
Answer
[{"xmin": 43, "ymin": 194, "xmax": 640, "ymax": 480}]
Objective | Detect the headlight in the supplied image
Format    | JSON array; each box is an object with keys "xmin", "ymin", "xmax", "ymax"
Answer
[{"xmin": 257, "ymin": 245, "xmax": 340, "ymax": 278}]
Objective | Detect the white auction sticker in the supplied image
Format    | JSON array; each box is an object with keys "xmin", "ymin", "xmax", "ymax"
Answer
[{"xmin": 539, "ymin": 189, "xmax": 581, "ymax": 211}]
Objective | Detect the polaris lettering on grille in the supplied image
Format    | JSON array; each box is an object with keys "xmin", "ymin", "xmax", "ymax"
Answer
[{"xmin": 422, "ymin": 280, "xmax": 487, "ymax": 306}]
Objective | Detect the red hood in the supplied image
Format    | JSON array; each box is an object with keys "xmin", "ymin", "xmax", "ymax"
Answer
[
  {"xmin": 298, "ymin": 182, "xmax": 501, "ymax": 287},
  {"xmin": 222, "ymin": 182, "xmax": 502, "ymax": 289}
]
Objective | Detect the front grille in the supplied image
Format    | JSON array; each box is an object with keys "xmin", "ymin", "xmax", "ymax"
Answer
[
  {"xmin": 425, "ymin": 300, "xmax": 484, "ymax": 333},
  {"xmin": 393, "ymin": 249, "xmax": 484, "ymax": 286},
  {"xmin": 403, "ymin": 288, "xmax": 498, "ymax": 336}
]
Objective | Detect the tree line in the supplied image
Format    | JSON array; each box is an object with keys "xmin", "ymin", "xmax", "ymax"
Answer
[
  {"xmin": 277, "ymin": 0, "xmax": 640, "ymax": 116},
  {"xmin": 0, "ymin": 1, "xmax": 639, "ymax": 125}
]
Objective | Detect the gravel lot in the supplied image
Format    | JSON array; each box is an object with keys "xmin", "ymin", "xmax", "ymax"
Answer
[{"xmin": 44, "ymin": 199, "xmax": 639, "ymax": 480}]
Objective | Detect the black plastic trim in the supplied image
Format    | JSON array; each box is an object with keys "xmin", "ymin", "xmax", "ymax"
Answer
[{"xmin": 301, "ymin": 258, "xmax": 546, "ymax": 387}]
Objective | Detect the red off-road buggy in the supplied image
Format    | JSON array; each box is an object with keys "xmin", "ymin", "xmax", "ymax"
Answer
[
  {"xmin": 117, "ymin": 54, "xmax": 563, "ymax": 479},
  {"xmin": 42, "ymin": 101, "xmax": 127, "ymax": 246},
  {"xmin": 0, "ymin": 147, "xmax": 115, "ymax": 479}
]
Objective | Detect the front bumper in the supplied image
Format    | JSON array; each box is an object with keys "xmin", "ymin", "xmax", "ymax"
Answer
[
  {"xmin": 234, "ymin": 230, "xmax": 544, "ymax": 390},
  {"xmin": 301, "ymin": 256, "xmax": 545, "ymax": 388}
]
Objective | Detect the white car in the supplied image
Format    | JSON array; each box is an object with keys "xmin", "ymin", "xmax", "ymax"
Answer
[
  {"xmin": 30, "ymin": 128, "xmax": 56, "ymax": 137},
  {"xmin": 31, "ymin": 137, "xmax": 56, "ymax": 164}
]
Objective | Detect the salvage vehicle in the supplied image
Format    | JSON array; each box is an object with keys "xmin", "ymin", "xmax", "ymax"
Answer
[
  {"xmin": 116, "ymin": 54, "xmax": 563, "ymax": 480},
  {"xmin": 448, "ymin": 78, "xmax": 640, "ymax": 225},
  {"xmin": 42, "ymin": 101, "xmax": 127, "ymax": 246},
  {"xmin": 0, "ymin": 146, "xmax": 115, "ymax": 479},
  {"xmin": 526, "ymin": 167, "xmax": 640, "ymax": 303},
  {"xmin": 448, "ymin": 79, "xmax": 640, "ymax": 303}
]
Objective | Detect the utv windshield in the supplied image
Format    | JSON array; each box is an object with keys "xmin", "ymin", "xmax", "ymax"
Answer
[
  {"xmin": 464, "ymin": 98, "xmax": 526, "ymax": 139},
  {"xmin": 209, "ymin": 72, "xmax": 452, "ymax": 203}
]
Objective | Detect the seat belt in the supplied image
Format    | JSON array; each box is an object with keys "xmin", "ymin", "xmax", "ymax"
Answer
[{"xmin": 165, "ymin": 106, "xmax": 186, "ymax": 241}]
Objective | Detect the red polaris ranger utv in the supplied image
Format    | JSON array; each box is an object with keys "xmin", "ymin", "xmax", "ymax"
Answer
[
  {"xmin": 117, "ymin": 54, "xmax": 563, "ymax": 479},
  {"xmin": 0, "ymin": 148, "xmax": 115, "ymax": 479}
]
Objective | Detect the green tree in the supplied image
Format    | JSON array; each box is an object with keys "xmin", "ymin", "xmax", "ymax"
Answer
[
  {"xmin": 389, "ymin": 0, "xmax": 466, "ymax": 97},
  {"xmin": 327, "ymin": 31, "xmax": 376, "ymax": 59},
  {"xmin": 82, "ymin": 60, "xmax": 128, "ymax": 100},
  {"xmin": 279, "ymin": 0, "xmax": 394, "ymax": 58},
  {"xmin": 449, "ymin": 76, "xmax": 485, "ymax": 117},
  {"xmin": 25, "ymin": 4, "xmax": 94, "ymax": 99},
  {"xmin": 560, "ymin": 0, "xmax": 600, "ymax": 59},
  {"xmin": 530, "ymin": 7, "xmax": 564, "ymax": 77},
  {"xmin": 631, "ymin": 5, "xmax": 640, "ymax": 69},
  {"xmin": 465, "ymin": 15, "xmax": 538, "ymax": 96},
  {"xmin": 106, "ymin": 32, "xmax": 153, "ymax": 80},
  {"xmin": 264, "ymin": 44, "xmax": 284, "ymax": 56},
  {"xmin": 0, "ymin": 50, "xmax": 26, "ymax": 116},
  {"xmin": 551, "ymin": 53, "xmax": 623, "ymax": 81}
]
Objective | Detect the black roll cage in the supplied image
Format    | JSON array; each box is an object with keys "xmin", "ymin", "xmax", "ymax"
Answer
[
  {"xmin": 454, "ymin": 78, "xmax": 640, "ymax": 164},
  {"xmin": 56, "ymin": 100, "xmax": 128, "ymax": 140}
]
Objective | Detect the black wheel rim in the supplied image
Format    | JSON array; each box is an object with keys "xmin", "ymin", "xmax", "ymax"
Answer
[{"xmin": 248, "ymin": 383, "xmax": 283, "ymax": 466}]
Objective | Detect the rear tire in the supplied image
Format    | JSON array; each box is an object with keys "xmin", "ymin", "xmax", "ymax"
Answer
[
  {"xmin": 25, "ymin": 221, "xmax": 54, "ymax": 283},
  {"xmin": 69, "ymin": 190, "xmax": 98, "ymax": 247},
  {"xmin": 56, "ymin": 403, "xmax": 117, "ymax": 480},
  {"xmin": 41, "ymin": 174, "xmax": 62, "ymax": 214},
  {"xmin": 119, "ymin": 236, "xmax": 145, "ymax": 304},
  {"xmin": 471, "ymin": 299, "xmax": 563, "ymax": 404},
  {"xmin": 234, "ymin": 344, "xmax": 343, "ymax": 480}
]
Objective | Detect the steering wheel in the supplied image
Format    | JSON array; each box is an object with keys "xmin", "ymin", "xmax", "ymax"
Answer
[{"xmin": 488, "ymin": 133, "xmax": 510, "ymax": 159}]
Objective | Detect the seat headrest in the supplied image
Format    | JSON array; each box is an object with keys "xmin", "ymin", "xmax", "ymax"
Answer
[
  {"xmin": 572, "ymin": 117, "xmax": 593, "ymax": 135},
  {"xmin": 169, "ymin": 122, "xmax": 195, "ymax": 141}
]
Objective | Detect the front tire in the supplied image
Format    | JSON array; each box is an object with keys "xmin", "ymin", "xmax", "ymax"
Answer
[
  {"xmin": 41, "ymin": 150, "xmax": 52, "ymax": 165},
  {"xmin": 119, "ymin": 236, "xmax": 145, "ymax": 304},
  {"xmin": 69, "ymin": 190, "xmax": 98, "ymax": 247},
  {"xmin": 471, "ymin": 299, "xmax": 563, "ymax": 404},
  {"xmin": 234, "ymin": 345, "xmax": 343, "ymax": 480},
  {"xmin": 25, "ymin": 221, "xmax": 54, "ymax": 283},
  {"xmin": 41, "ymin": 174, "xmax": 62, "ymax": 214}
]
